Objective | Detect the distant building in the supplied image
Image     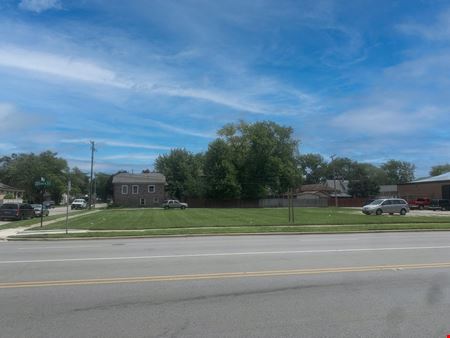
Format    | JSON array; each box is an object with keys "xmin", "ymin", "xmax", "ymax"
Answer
[
  {"xmin": 112, "ymin": 173, "xmax": 167, "ymax": 208},
  {"xmin": 378, "ymin": 185, "xmax": 398, "ymax": 198},
  {"xmin": 300, "ymin": 180, "xmax": 351, "ymax": 198},
  {"xmin": 398, "ymin": 172, "xmax": 450, "ymax": 200},
  {"xmin": 0, "ymin": 182, "xmax": 24, "ymax": 203}
]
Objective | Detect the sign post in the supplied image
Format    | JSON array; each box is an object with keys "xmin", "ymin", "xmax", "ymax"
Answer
[{"xmin": 34, "ymin": 177, "xmax": 50, "ymax": 228}]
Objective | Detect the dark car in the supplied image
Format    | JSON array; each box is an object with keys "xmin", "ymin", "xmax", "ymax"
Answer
[
  {"xmin": 427, "ymin": 199, "xmax": 450, "ymax": 211},
  {"xmin": 0, "ymin": 203, "xmax": 35, "ymax": 221},
  {"xmin": 31, "ymin": 204, "xmax": 50, "ymax": 217}
]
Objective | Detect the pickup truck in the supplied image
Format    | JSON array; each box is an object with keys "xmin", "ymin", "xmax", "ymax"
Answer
[
  {"xmin": 71, "ymin": 199, "xmax": 88, "ymax": 210},
  {"xmin": 408, "ymin": 198, "xmax": 431, "ymax": 210}
]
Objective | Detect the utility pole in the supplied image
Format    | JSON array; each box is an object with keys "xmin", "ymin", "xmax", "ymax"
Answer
[
  {"xmin": 89, "ymin": 141, "xmax": 95, "ymax": 210},
  {"xmin": 330, "ymin": 154, "xmax": 338, "ymax": 207}
]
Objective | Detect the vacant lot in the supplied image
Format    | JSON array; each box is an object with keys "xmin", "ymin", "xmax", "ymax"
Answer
[{"xmin": 37, "ymin": 207, "xmax": 450, "ymax": 231}]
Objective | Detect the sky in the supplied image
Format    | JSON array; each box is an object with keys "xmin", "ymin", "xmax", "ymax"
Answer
[{"xmin": 0, "ymin": 0, "xmax": 450, "ymax": 176}]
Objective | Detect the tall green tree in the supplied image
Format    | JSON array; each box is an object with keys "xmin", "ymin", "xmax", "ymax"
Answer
[
  {"xmin": 430, "ymin": 164, "xmax": 450, "ymax": 177},
  {"xmin": 203, "ymin": 139, "xmax": 241, "ymax": 198},
  {"xmin": 381, "ymin": 160, "xmax": 415, "ymax": 184},
  {"xmin": 218, "ymin": 121, "xmax": 301, "ymax": 199},
  {"xmin": 155, "ymin": 149, "xmax": 204, "ymax": 200},
  {"xmin": 299, "ymin": 153, "xmax": 328, "ymax": 184},
  {"xmin": 0, "ymin": 151, "xmax": 68, "ymax": 202},
  {"xmin": 94, "ymin": 172, "xmax": 112, "ymax": 201},
  {"xmin": 69, "ymin": 167, "xmax": 89, "ymax": 197}
]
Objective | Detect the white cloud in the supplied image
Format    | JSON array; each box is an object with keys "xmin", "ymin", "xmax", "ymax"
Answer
[
  {"xmin": 0, "ymin": 46, "xmax": 128, "ymax": 88},
  {"xmin": 18, "ymin": 0, "xmax": 61, "ymax": 13},
  {"xmin": 397, "ymin": 9, "xmax": 450, "ymax": 41},
  {"xmin": 0, "ymin": 102, "xmax": 39, "ymax": 133},
  {"xmin": 60, "ymin": 138, "xmax": 172, "ymax": 151},
  {"xmin": 142, "ymin": 119, "xmax": 215, "ymax": 139},
  {"xmin": 332, "ymin": 106, "xmax": 442, "ymax": 136}
]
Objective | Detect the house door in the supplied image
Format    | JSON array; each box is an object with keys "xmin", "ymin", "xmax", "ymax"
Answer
[{"xmin": 442, "ymin": 185, "xmax": 450, "ymax": 200}]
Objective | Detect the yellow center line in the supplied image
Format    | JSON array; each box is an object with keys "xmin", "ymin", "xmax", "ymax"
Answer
[{"xmin": 1, "ymin": 262, "xmax": 450, "ymax": 289}]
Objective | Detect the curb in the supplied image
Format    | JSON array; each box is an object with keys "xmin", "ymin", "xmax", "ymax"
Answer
[{"xmin": 7, "ymin": 228, "xmax": 450, "ymax": 241}]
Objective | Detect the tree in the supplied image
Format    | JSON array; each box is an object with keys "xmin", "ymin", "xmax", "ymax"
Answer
[
  {"xmin": 430, "ymin": 164, "xmax": 450, "ymax": 177},
  {"xmin": 299, "ymin": 153, "xmax": 328, "ymax": 184},
  {"xmin": 94, "ymin": 172, "xmax": 112, "ymax": 202},
  {"xmin": 381, "ymin": 160, "xmax": 415, "ymax": 184},
  {"xmin": 203, "ymin": 139, "xmax": 241, "ymax": 198},
  {"xmin": 69, "ymin": 167, "xmax": 89, "ymax": 197},
  {"xmin": 155, "ymin": 149, "xmax": 204, "ymax": 200},
  {"xmin": 218, "ymin": 121, "xmax": 301, "ymax": 198},
  {"xmin": 0, "ymin": 151, "xmax": 68, "ymax": 203}
]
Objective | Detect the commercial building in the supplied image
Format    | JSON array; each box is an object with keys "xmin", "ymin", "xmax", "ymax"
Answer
[{"xmin": 398, "ymin": 172, "xmax": 450, "ymax": 200}]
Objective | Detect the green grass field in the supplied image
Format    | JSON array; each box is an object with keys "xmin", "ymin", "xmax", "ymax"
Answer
[{"xmin": 36, "ymin": 207, "xmax": 450, "ymax": 231}]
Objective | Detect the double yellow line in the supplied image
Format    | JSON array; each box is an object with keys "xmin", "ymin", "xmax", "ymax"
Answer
[{"xmin": 1, "ymin": 262, "xmax": 450, "ymax": 289}]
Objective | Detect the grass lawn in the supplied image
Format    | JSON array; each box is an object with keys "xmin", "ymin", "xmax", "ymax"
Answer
[
  {"xmin": 34, "ymin": 207, "xmax": 450, "ymax": 231},
  {"xmin": 0, "ymin": 210, "xmax": 90, "ymax": 230}
]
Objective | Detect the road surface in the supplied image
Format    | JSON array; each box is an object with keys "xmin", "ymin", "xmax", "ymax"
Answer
[{"xmin": 0, "ymin": 232, "xmax": 449, "ymax": 337}]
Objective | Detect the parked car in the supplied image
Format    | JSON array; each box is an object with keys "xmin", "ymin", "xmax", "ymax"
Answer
[
  {"xmin": 31, "ymin": 204, "xmax": 50, "ymax": 217},
  {"xmin": 426, "ymin": 199, "xmax": 450, "ymax": 211},
  {"xmin": 408, "ymin": 198, "xmax": 431, "ymax": 210},
  {"xmin": 0, "ymin": 203, "xmax": 35, "ymax": 221},
  {"xmin": 162, "ymin": 199, "xmax": 188, "ymax": 209},
  {"xmin": 71, "ymin": 199, "xmax": 88, "ymax": 210},
  {"xmin": 43, "ymin": 200, "xmax": 56, "ymax": 209},
  {"xmin": 362, "ymin": 198, "xmax": 409, "ymax": 215}
]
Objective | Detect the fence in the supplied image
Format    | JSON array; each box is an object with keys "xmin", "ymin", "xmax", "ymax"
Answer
[
  {"xmin": 328, "ymin": 197, "xmax": 367, "ymax": 207},
  {"xmin": 259, "ymin": 198, "xmax": 328, "ymax": 208}
]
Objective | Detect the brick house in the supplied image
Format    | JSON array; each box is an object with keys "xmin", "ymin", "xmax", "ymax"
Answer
[{"xmin": 112, "ymin": 173, "xmax": 167, "ymax": 208}]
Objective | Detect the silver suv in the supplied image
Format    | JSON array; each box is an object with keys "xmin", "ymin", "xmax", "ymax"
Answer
[{"xmin": 362, "ymin": 198, "xmax": 409, "ymax": 216}]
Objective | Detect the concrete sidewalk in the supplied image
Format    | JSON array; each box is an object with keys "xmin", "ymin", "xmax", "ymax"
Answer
[{"xmin": 0, "ymin": 210, "xmax": 101, "ymax": 240}]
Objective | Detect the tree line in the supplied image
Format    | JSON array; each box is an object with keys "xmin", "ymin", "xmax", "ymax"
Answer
[
  {"xmin": 1, "ymin": 121, "xmax": 449, "ymax": 203},
  {"xmin": 0, "ymin": 151, "xmax": 111, "ymax": 203}
]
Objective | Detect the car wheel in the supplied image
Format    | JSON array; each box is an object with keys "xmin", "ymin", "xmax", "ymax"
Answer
[
  {"xmin": 164, "ymin": 206, "xmax": 169, "ymax": 210},
  {"xmin": 442, "ymin": 207, "xmax": 446, "ymax": 211},
  {"xmin": 181, "ymin": 206, "xmax": 186, "ymax": 210},
  {"xmin": 376, "ymin": 209, "xmax": 382, "ymax": 215},
  {"xmin": 400, "ymin": 209, "xmax": 407, "ymax": 215},
  {"xmin": 419, "ymin": 205, "xmax": 424, "ymax": 210}
]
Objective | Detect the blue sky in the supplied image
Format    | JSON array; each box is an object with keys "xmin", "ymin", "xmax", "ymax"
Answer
[{"xmin": 1, "ymin": 0, "xmax": 450, "ymax": 176}]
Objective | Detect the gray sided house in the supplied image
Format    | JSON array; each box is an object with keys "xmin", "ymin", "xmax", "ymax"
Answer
[{"xmin": 112, "ymin": 173, "xmax": 166, "ymax": 208}]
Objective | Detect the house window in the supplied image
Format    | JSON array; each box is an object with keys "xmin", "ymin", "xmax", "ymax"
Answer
[
  {"xmin": 153, "ymin": 197, "xmax": 159, "ymax": 203},
  {"xmin": 121, "ymin": 185, "xmax": 128, "ymax": 194},
  {"xmin": 148, "ymin": 185, "xmax": 155, "ymax": 193},
  {"xmin": 140, "ymin": 198, "xmax": 145, "ymax": 206},
  {"xmin": 132, "ymin": 185, "xmax": 139, "ymax": 194}
]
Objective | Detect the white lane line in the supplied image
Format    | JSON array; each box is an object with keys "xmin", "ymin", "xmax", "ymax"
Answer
[
  {"xmin": 17, "ymin": 246, "xmax": 101, "ymax": 250},
  {"xmin": 1, "ymin": 245, "xmax": 450, "ymax": 264}
]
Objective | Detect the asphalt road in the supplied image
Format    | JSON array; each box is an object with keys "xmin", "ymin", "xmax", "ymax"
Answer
[{"xmin": 0, "ymin": 232, "xmax": 449, "ymax": 338}]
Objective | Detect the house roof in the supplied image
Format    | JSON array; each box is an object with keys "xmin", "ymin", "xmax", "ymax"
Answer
[
  {"xmin": 409, "ymin": 172, "xmax": 450, "ymax": 184},
  {"xmin": 0, "ymin": 182, "xmax": 24, "ymax": 192},
  {"xmin": 112, "ymin": 173, "xmax": 166, "ymax": 184}
]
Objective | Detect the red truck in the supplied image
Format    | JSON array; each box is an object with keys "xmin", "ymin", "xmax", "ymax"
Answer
[{"xmin": 408, "ymin": 198, "xmax": 431, "ymax": 210}]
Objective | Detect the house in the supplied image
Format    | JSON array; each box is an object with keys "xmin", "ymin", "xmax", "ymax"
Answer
[
  {"xmin": 0, "ymin": 182, "xmax": 24, "ymax": 204},
  {"xmin": 112, "ymin": 172, "xmax": 166, "ymax": 207},
  {"xmin": 398, "ymin": 172, "xmax": 450, "ymax": 200}
]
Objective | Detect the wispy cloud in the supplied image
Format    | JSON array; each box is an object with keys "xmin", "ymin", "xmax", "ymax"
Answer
[
  {"xmin": 60, "ymin": 138, "xmax": 172, "ymax": 151},
  {"xmin": 397, "ymin": 9, "xmax": 450, "ymax": 41},
  {"xmin": 0, "ymin": 46, "xmax": 128, "ymax": 88},
  {"xmin": 332, "ymin": 106, "xmax": 442, "ymax": 136},
  {"xmin": 18, "ymin": 0, "xmax": 61, "ymax": 13},
  {"xmin": 141, "ymin": 119, "xmax": 216, "ymax": 139}
]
